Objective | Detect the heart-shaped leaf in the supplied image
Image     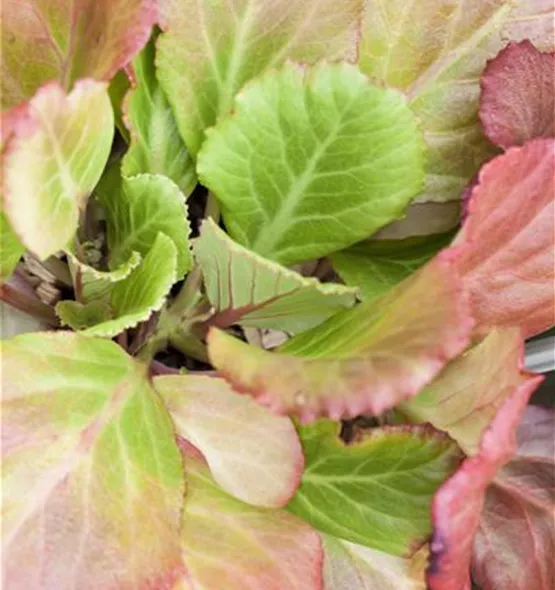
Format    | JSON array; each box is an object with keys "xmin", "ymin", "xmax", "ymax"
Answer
[
  {"xmin": 2, "ymin": 80, "xmax": 113, "ymax": 259},
  {"xmin": 2, "ymin": 332, "xmax": 185, "ymax": 588},
  {"xmin": 157, "ymin": 0, "xmax": 362, "ymax": 155},
  {"xmin": 1, "ymin": 0, "xmax": 156, "ymax": 108},
  {"xmin": 195, "ymin": 219, "xmax": 357, "ymax": 333},
  {"xmin": 480, "ymin": 40, "xmax": 554, "ymax": 149},
  {"xmin": 198, "ymin": 62, "xmax": 425, "ymax": 265},
  {"xmin": 287, "ymin": 421, "xmax": 462, "ymax": 555},
  {"xmin": 360, "ymin": 0, "xmax": 554, "ymax": 202},
  {"xmin": 155, "ymin": 374, "xmax": 303, "ymax": 508},
  {"xmin": 208, "ymin": 252, "xmax": 472, "ymax": 421}
]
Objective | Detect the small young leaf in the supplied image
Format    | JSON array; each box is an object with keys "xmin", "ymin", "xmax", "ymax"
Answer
[
  {"xmin": 360, "ymin": 0, "xmax": 554, "ymax": 202},
  {"xmin": 155, "ymin": 374, "xmax": 303, "ymax": 508},
  {"xmin": 56, "ymin": 299, "xmax": 112, "ymax": 330},
  {"xmin": 2, "ymin": 81, "xmax": 114, "ymax": 259},
  {"xmin": 473, "ymin": 406, "xmax": 555, "ymax": 590},
  {"xmin": 66, "ymin": 250, "xmax": 142, "ymax": 303},
  {"xmin": 198, "ymin": 62, "xmax": 425, "ymax": 265},
  {"xmin": 98, "ymin": 173, "xmax": 192, "ymax": 278},
  {"xmin": 287, "ymin": 421, "xmax": 462, "ymax": 555},
  {"xmin": 331, "ymin": 233, "xmax": 453, "ymax": 301},
  {"xmin": 2, "ymin": 332, "xmax": 185, "ymax": 588},
  {"xmin": 400, "ymin": 329, "xmax": 529, "ymax": 455},
  {"xmin": 208, "ymin": 253, "xmax": 472, "ymax": 421},
  {"xmin": 0, "ymin": 213, "xmax": 24, "ymax": 280},
  {"xmin": 178, "ymin": 454, "xmax": 323, "ymax": 590},
  {"xmin": 122, "ymin": 37, "xmax": 197, "ymax": 196},
  {"xmin": 1, "ymin": 0, "xmax": 157, "ymax": 108},
  {"xmin": 80, "ymin": 233, "xmax": 177, "ymax": 337},
  {"xmin": 427, "ymin": 371, "xmax": 543, "ymax": 590},
  {"xmin": 322, "ymin": 534, "xmax": 427, "ymax": 590},
  {"xmin": 456, "ymin": 138, "xmax": 555, "ymax": 337},
  {"xmin": 157, "ymin": 0, "xmax": 361, "ymax": 155},
  {"xmin": 480, "ymin": 41, "xmax": 554, "ymax": 149},
  {"xmin": 194, "ymin": 219, "xmax": 357, "ymax": 333}
]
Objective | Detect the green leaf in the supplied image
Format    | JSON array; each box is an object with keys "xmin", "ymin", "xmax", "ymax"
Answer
[
  {"xmin": 287, "ymin": 421, "xmax": 462, "ymax": 555},
  {"xmin": 0, "ymin": 213, "xmax": 24, "ymax": 280},
  {"xmin": 56, "ymin": 299, "xmax": 112, "ymax": 330},
  {"xmin": 98, "ymin": 173, "xmax": 192, "ymax": 278},
  {"xmin": 67, "ymin": 250, "xmax": 142, "ymax": 302},
  {"xmin": 155, "ymin": 374, "xmax": 303, "ymax": 507},
  {"xmin": 156, "ymin": 0, "xmax": 361, "ymax": 155},
  {"xmin": 122, "ymin": 37, "xmax": 196, "ymax": 196},
  {"xmin": 178, "ymin": 453, "xmax": 323, "ymax": 590},
  {"xmin": 198, "ymin": 62, "xmax": 425, "ymax": 265},
  {"xmin": 79, "ymin": 233, "xmax": 177, "ymax": 337},
  {"xmin": 2, "ymin": 80, "xmax": 114, "ymax": 259},
  {"xmin": 322, "ymin": 534, "xmax": 428, "ymax": 590},
  {"xmin": 331, "ymin": 233, "xmax": 454, "ymax": 301},
  {"xmin": 108, "ymin": 69, "xmax": 131, "ymax": 143},
  {"xmin": 2, "ymin": 332, "xmax": 184, "ymax": 587},
  {"xmin": 194, "ymin": 219, "xmax": 357, "ymax": 333},
  {"xmin": 207, "ymin": 253, "xmax": 472, "ymax": 420},
  {"xmin": 360, "ymin": 0, "xmax": 554, "ymax": 202},
  {"xmin": 1, "ymin": 0, "xmax": 156, "ymax": 109}
]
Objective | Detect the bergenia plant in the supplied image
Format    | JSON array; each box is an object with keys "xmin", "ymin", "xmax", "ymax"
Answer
[{"xmin": 1, "ymin": 1, "xmax": 554, "ymax": 589}]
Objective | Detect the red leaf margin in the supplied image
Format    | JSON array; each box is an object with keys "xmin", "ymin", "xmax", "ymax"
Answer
[{"xmin": 426, "ymin": 347, "xmax": 543, "ymax": 590}]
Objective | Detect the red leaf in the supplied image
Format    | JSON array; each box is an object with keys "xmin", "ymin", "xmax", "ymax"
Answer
[
  {"xmin": 472, "ymin": 406, "xmax": 555, "ymax": 590},
  {"xmin": 426, "ymin": 370, "xmax": 543, "ymax": 590},
  {"xmin": 480, "ymin": 41, "xmax": 554, "ymax": 149},
  {"xmin": 456, "ymin": 138, "xmax": 555, "ymax": 337}
]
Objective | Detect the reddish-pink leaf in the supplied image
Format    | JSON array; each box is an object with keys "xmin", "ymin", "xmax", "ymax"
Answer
[
  {"xmin": 472, "ymin": 406, "xmax": 555, "ymax": 590},
  {"xmin": 427, "ymin": 371, "xmax": 543, "ymax": 590},
  {"xmin": 456, "ymin": 138, "xmax": 555, "ymax": 338},
  {"xmin": 480, "ymin": 41, "xmax": 554, "ymax": 149},
  {"xmin": 1, "ymin": 0, "xmax": 157, "ymax": 109}
]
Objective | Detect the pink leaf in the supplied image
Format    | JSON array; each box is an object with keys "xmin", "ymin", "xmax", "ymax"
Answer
[
  {"xmin": 472, "ymin": 406, "xmax": 555, "ymax": 590},
  {"xmin": 427, "ymin": 370, "xmax": 543, "ymax": 590},
  {"xmin": 480, "ymin": 41, "xmax": 554, "ymax": 149},
  {"xmin": 179, "ymin": 454, "xmax": 323, "ymax": 590},
  {"xmin": 1, "ymin": 0, "xmax": 157, "ymax": 109},
  {"xmin": 155, "ymin": 374, "xmax": 304, "ymax": 508},
  {"xmin": 456, "ymin": 138, "xmax": 555, "ymax": 337}
]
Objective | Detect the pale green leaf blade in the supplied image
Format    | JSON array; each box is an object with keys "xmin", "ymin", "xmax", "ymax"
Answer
[
  {"xmin": 208, "ymin": 253, "xmax": 472, "ymax": 420},
  {"xmin": 400, "ymin": 329, "xmax": 532, "ymax": 455},
  {"xmin": 178, "ymin": 453, "xmax": 323, "ymax": 589},
  {"xmin": 55, "ymin": 299, "xmax": 112, "ymax": 330},
  {"xmin": 322, "ymin": 535, "xmax": 427, "ymax": 590},
  {"xmin": 155, "ymin": 374, "xmax": 303, "ymax": 507},
  {"xmin": 67, "ymin": 250, "xmax": 142, "ymax": 302},
  {"xmin": 195, "ymin": 219, "xmax": 357, "ymax": 333},
  {"xmin": 98, "ymin": 173, "xmax": 192, "ymax": 277},
  {"xmin": 157, "ymin": 0, "xmax": 362, "ymax": 155},
  {"xmin": 0, "ymin": 213, "xmax": 24, "ymax": 280},
  {"xmin": 198, "ymin": 62, "xmax": 425, "ymax": 265},
  {"xmin": 82, "ymin": 232, "xmax": 177, "ymax": 337},
  {"xmin": 122, "ymin": 38, "xmax": 197, "ymax": 196},
  {"xmin": 3, "ymin": 80, "xmax": 114, "ymax": 258},
  {"xmin": 331, "ymin": 233, "xmax": 454, "ymax": 301},
  {"xmin": 287, "ymin": 421, "xmax": 462, "ymax": 555},
  {"xmin": 2, "ymin": 332, "xmax": 185, "ymax": 587},
  {"xmin": 360, "ymin": 0, "xmax": 554, "ymax": 202}
]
